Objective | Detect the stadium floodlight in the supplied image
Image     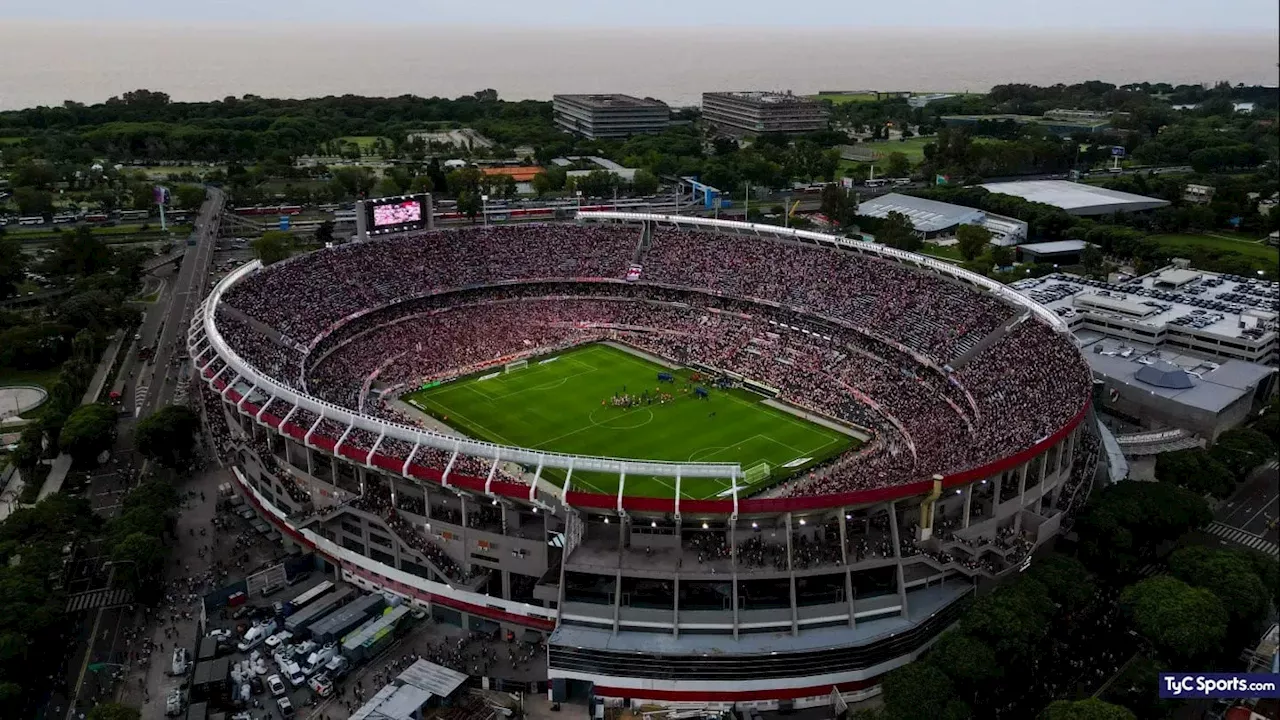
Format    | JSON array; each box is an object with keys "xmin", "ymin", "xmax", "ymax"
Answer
[{"xmin": 481, "ymin": 195, "xmax": 489, "ymax": 227}]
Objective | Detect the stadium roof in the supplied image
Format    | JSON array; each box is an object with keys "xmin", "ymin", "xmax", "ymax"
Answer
[
  {"xmin": 857, "ymin": 193, "xmax": 985, "ymax": 233},
  {"xmin": 979, "ymin": 180, "xmax": 1171, "ymax": 216}
]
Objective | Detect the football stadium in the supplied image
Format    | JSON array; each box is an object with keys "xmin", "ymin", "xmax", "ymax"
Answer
[{"xmin": 192, "ymin": 212, "xmax": 1099, "ymax": 710}]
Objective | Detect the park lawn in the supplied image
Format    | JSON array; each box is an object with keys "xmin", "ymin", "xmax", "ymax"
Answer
[
  {"xmin": 338, "ymin": 136, "xmax": 391, "ymax": 152},
  {"xmin": 1147, "ymin": 233, "xmax": 1279, "ymax": 264},
  {"xmin": 402, "ymin": 343, "xmax": 855, "ymax": 499},
  {"xmin": 0, "ymin": 366, "xmax": 60, "ymax": 418},
  {"xmin": 0, "ymin": 137, "xmax": 27, "ymax": 145}
]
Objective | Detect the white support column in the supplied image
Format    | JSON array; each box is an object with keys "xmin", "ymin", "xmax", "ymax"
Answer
[
  {"xmin": 484, "ymin": 454, "xmax": 500, "ymax": 496},
  {"xmin": 280, "ymin": 404, "xmax": 299, "ymax": 431},
  {"xmin": 239, "ymin": 383, "xmax": 258, "ymax": 413},
  {"xmin": 528, "ymin": 460, "xmax": 544, "ymax": 506},
  {"xmin": 560, "ymin": 461, "xmax": 575, "ymax": 510},
  {"xmin": 303, "ymin": 413, "xmax": 325, "ymax": 449},
  {"xmin": 215, "ymin": 369, "xmax": 237, "ymax": 399},
  {"xmin": 255, "ymin": 397, "xmax": 273, "ymax": 424},
  {"xmin": 441, "ymin": 446, "xmax": 460, "ymax": 489},
  {"xmin": 401, "ymin": 437, "xmax": 422, "ymax": 477},
  {"xmin": 616, "ymin": 466, "xmax": 627, "ymax": 514},
  {"xmin": 673, "ymin": 470, "xmax": 681, "ymax": 519},
  {"xmin": 366, "ymin": 431, "xmax": 385, "ymax": 468},
  {"xmin": 730, "ymin": 470, "xmax": 739, "ymax": 519},
  {"xmin": 334, "ymin": 422, "xmax": 355, "ymax": 454},
  {"xmin": 962, "ymin": 485, "xmax": 973, "ymax": 528}
]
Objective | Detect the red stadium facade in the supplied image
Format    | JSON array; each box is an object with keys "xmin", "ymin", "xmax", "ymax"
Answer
[{"xmin": 191, "ymin": 214, "xmax": 1099, "ymax": 711}]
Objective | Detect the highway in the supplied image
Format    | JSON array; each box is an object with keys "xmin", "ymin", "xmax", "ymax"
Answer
[{"xmin": 134, "ymin": 187, "xmax": 224, "ymax": 418}]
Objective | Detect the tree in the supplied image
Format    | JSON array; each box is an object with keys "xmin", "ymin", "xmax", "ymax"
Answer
[
  {"xmin": 1025, "ymin": 555, "xmax": 1096, "ymax": 616},
  {"xmin": 375, "ymin": 176, "xmax": 401, "ymax": 198},
  {"xmin": 251, "ymin": 231, "xmax": 293, "ymax": 266},
  {"xmin": 1154, "ymin": 447, "xmax": 1236, "ymax": 497},
  {"xmin": 134, "ymin": 405, "xmax": 200, "ymax": 469},
  {"xmin": 1039, "ymin": 698, "xmax": 1135, "ymax": 720},
  {"xmin": 59, "ymin": 403, "xmax": 117, "ymax": 464},
  {"xmin": 314, "ymin": 219, "xmax": 334, "ymax": 245},
  {"xmin": 1168, "ymin": 545, "xmax": 1270, "ymax": 629},
  {"xmin": 875, "ymin": 211, "xmax": 921, "ymax": 251},
  {"xmin": 42, "ymin": 226, "xmax": 112, "ymax": 277},
  {"xmin": 13, "ymin": 187, "xmax": 53, "ymax": 216},
  {"xmin": 961, "ymin": 577, "xmax": 1055, "ymax": 662},
  {"xmin": 955, "ymin": 224, "xmax": 992, "ymax": 261},
  {"xmin": 1077, "ymin": 481, "xmax": 1211, "ymax": 577},
  {"xmin": 632, "ymin": 169, "xmax": 660, "ymax": 196},
  {"xmin": 989, "ymin": 244, "xmax": 1014, "ymax": 268},
  {"xmin": 880, "ymin": 662, "xmax": 969, "ymax": 720},
  {"xmin": 456, "ymin": 191, "xmax": 481, "ymax": 223},
  {"xmin": 530, "ymin": 172, "xmax": 551, "ymax": 198},
  {"xmin": 111, "ymin": 532, "xmax": 166, "ymax": 586},
  {"xmin": 1121, "ymin": 576, "xmax": 1228, "ymax": 664},
  {"xmin": 173, "ymin": 185, "xmax": 206, "ymax": 211},
  {"xmin": 0, "ymin": 237, "xmax": 25, "ymax": 300},
  {"xmin": 87, "ymin": 701, "xmax": 141, "ymax": 720},
  {"xmin": 1208, "ymin": 427, "xmax": 1276, "ymax": 480},
  {"xmin": 1081, "ymin": 243, "xmax": 1104, "ymax": 276},
  {"xmin": 928, "ymin": 631, "xmax": 1002, "ymax": 688},
  {"xmin": 884, "ymin": 151, "xmax": 911, "ymax": 179}
]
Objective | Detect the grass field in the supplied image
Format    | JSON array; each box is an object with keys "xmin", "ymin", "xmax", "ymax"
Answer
[
  {"xmin": 338, "ymin": 136, "xmax": 390, "ymax": 152},
  {"xmin": 1147, "ymin": 233, "xmax": 1279, "ymax": 263},
  {"xmin": 402, "ymin": 344, "xmax": 856, "ymax": 499},
  {"xmin": 813, "ymin": 92, "xmax": 880, "ymax": 105}
]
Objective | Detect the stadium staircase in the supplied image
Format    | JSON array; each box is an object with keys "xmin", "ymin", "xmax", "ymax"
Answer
[
  {"xmin": 947, "ymin": 310, "xmax": 1031, "ymax": 370},
  {"xmin": 632, "ymin": 222, "xmax": 653, "ymax": 265}
]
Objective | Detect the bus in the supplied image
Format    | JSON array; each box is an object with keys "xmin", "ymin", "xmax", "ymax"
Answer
[
  {"xmin": 120, "ymin": 210, "xmax": 149, "ymax": 221},
  {"xmin": 863, "ymin": 178, "xmax": 888, "ymax": 188},
  {"xmin": 18, "ymin": 216, "xmax": 44, "ymax": 226},
  {"xmin": 284, "ymin": 580, "xmax": 334, "ymax": 616}
]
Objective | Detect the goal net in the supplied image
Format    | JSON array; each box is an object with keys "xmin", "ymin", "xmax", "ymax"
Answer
[
  {"xmin": 743, "ymin": 462, "xmax": 771, "ymax": 486},
  {"xmin": 505, "ymin": 359, "xmax": 529, "ymax": 374}
]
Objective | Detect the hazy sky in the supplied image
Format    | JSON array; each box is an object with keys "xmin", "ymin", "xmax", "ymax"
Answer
[{"xmin": 4, "ymin": 0, "xmax": 1279, "ymax": 31}]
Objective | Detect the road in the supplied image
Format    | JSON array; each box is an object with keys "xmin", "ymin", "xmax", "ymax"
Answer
[
  {"xmin": 1205, "ymin": 459, "xmax": 1280, "ymax": 557},
  {"xmin": 137, "ymin": 187, "xmax": 224, "ymax": 418}
]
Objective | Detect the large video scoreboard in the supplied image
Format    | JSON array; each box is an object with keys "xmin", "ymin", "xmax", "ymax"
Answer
[{"xmin": 358, "ymin": 193, "xmax": 432, "ymax": 238}]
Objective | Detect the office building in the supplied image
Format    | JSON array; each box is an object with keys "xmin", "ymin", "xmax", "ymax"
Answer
[
  {"xmin": 553, "ymin": 94, "xmax": 671, "ymax": 139},
  {"xmin": 702, "ymin": 91, "xmax": 829, "ymax": 136}
]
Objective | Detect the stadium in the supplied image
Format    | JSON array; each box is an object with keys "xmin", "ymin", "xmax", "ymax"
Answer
[{"xmin": 190, "ymin": 212, "xmax": 1098, "ymax": 711}]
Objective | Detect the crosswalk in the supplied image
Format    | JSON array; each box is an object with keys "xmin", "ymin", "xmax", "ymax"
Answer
[
  {"xmin": 65, "ymin": 588, "xmax": 132, "ymax": 613},
  {"xmin": 1205, "ymin": 521, "xmax": 1280, "ymax": 557},
  {"xmin": 134, "ymin": 381, "xmax": 149, "ymax": 417}
]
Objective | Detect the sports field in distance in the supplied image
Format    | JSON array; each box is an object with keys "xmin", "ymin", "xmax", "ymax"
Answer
[{"xmin": 401, "ymin": 343, "xmax": 857, "ymax": 499}]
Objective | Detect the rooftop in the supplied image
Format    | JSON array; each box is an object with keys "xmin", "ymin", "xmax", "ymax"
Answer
[
  {"xmin": 1077, "ymin": 334, "xmax": 1275, "ymax": 413},
  {"xmin": 554, "ymin": 94, "xmax": 668, "ymax": 109},
  {"xmin": 1017, "ymin": 240, "xmax": 1089, "ymax": 256},
  {"xmin": 706, "ymin": 91, "xmax": 818, "ymax": 105},
  {"xmin": 1011, "ymin": 269, "xmax": 1280, "ymax": 343},
  {"xmin": 979, "ymin": 180, "xmax": 1171, "ymax": 215},
  {"xmin": 942, "ymin": 113, "xmax": 1109, "ymax": 127},
  {"xmin": 857, "ymin": 193, "xmax": 985, "ymax": 233}
]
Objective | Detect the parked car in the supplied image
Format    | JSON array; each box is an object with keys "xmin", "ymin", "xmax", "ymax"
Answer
[
  {"xmin": 170, "ymin": 647, "xmax": 190, "ymax": 676},
  {"xmin": 164, "ymin": 689, "xmax": 186, "ymax": 717},
  {"xmin": 206, "ymin": 628, "xmax": 233, "ymax": 642},
  {"xmin": 308, "ymin": 673, "xmax": 334, "ymax": 697},
  {"xmin": 277, "ymin": 696, "xmax": 295, "ymax": 719},
  {"xmin": 267, "ymin": 674, "xmax": 286, "ymax": 697}
]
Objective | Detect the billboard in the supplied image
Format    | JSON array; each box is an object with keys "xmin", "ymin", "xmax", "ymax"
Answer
[{"xmin": 362, "ymin": 194, "xmax": 430, "ymax": 236}]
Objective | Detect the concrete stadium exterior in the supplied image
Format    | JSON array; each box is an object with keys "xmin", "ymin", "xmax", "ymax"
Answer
[{"xmin": 190, "ymin": 214, "xmax": 1097, "ymax": 711}]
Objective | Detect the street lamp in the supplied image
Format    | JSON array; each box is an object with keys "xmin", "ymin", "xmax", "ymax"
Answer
[
  {"xmin": 481, "ymin": 195, "xmax": 489, "ymax": 227},
  {"xmin": 575, "ymin": 189, "xmax": 583, "ymax": 214}
]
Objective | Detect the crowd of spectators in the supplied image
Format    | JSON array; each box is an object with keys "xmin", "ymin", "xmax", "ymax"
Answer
[{"xmin": 213, "ymin": 224, "xmax": 1092, "ymax": 499}]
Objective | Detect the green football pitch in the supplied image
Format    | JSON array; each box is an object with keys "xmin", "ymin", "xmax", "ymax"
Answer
[{"xmin": 400, "ymin": 343, "xmax": 857, "ymax": 499}]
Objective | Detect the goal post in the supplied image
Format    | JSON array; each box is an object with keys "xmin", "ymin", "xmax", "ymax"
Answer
[
  {"xmin": 504, "ymin": 359, "xmax": 529, "ymax": 374},
  {"xmin": 743, "ymin": 462, "xmax": 771, "ymax": 486}
]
